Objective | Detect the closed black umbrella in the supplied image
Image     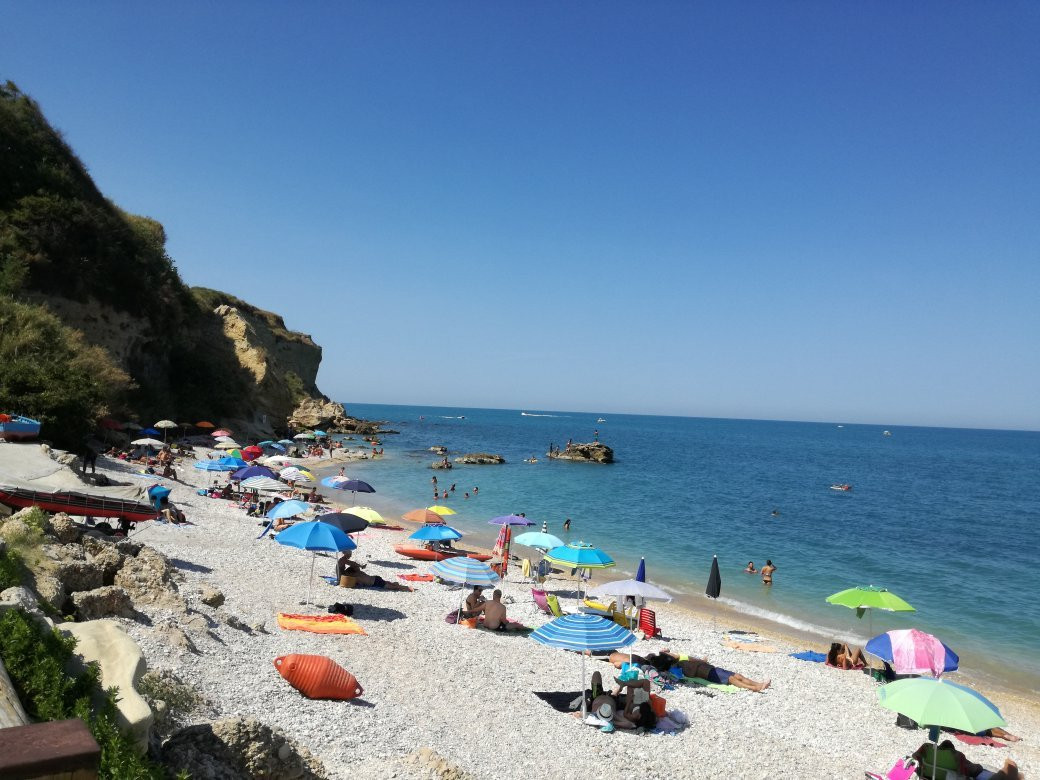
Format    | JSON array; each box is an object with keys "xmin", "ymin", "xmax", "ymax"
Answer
[
  {"xmin": 706, "ymin": 555, "xmax": 722, "ymax": 599},
  {"xmin": 706, "ymin": 554, "xmax": 722, "ymax": 633},
  {"xmin": 316, "ymin": 512, "xmax": 369, "ymax": 534}
]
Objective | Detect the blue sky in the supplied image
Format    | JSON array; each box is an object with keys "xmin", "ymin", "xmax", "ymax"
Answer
[{"xmin": 5, "ymin": 3, "xmax": 1039, "ymax": 429}]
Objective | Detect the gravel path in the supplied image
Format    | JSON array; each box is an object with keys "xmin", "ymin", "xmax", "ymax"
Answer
[{"xmin": 106, "ymin": 452, "xmax": 1038, "ymax": 779}]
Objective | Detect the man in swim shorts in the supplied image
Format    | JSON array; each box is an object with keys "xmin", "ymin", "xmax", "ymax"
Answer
[
  {"xmin": 645, "ymin": 650, "xmax": 771, "ymax": 692},
  {"xmin": 481, "ymin": 589, "xmax": 524, "ymax": 631}
]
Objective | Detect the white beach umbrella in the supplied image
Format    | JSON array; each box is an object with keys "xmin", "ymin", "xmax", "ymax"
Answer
[
  {"xmin": 214, "ymin": 440, "xmax": 242, "ymax": 450},
  {"xmin": 131, "ymin": 438, "xmax": 164, "ymax": 448},
  {"xmin": 280, "ymin": 466, "xmax": 315, "ymax": 484},
  {"xmin": 264, "ymin": 456, "xmax": 294, "ymax": 465}
]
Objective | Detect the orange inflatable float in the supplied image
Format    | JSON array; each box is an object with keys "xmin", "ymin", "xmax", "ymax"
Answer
[{"xmin": 273, "ymin": 654, "xmax": 364, "ymax": 700}]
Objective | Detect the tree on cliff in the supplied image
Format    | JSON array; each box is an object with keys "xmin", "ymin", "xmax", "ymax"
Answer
[{"xmin": 0, "ymin": 296, "xmax": 129, "ymax": 447}]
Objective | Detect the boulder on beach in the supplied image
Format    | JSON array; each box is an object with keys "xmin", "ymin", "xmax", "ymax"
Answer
[
  {"xmin": 548, "ymin": 442, "xmax": 614, "ymax": 463},
  {"xmin": 453, "ymin": 453, "xmax": 506, "ymax": 465}
]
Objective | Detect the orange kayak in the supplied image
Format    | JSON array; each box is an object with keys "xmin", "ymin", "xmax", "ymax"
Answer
[{"xmin": 393, "ymin": 544, "xmax": 492, "ymax": 562}]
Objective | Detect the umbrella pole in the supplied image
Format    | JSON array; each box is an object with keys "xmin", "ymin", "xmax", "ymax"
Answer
[
  {"xmin": 306, "ymin": 552, "xmax": 316, "ymax": 605},
  {"xmin": 581, "ymin": 650, "xmax": 588, "ymax": 720}
]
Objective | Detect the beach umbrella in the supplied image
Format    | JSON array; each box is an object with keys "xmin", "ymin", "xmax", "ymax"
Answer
[
  {"xmin": 427, "ymin": 505, "xmax": 456, "ymax": 516},
  {"xmin": 316, "ymin": 512, "xmax": 369, "ymax": 534},
  {"xmin": 409, "ymin": 525, "xmax": 463, "ymax": 542},
  {"xmin": 827, "ymin": 585, "xmax": 916, "ymax": 635},
  {"xmin": 877, "ymin": 677, "xmax": 1005, "ymax": 780},
  {"xmin": 265, "ymin": 442, "xmax": 286, "ymax": 452},
  {"xmin": 636, "ymin": 558, "xmax": 646, "ymax": 583},
  {"xmin": 346, "ymin": 506, "xmax": 388, "ymax": 526},
  {"xmin": 241, "ymin": 445, "xmax": 264, "ymax": 461},
  {"xmin": 147, "ymin": 484, "xmax": 171, "ymax": 507},
  {"xmin": 154, "ymin": 419, "xmax": 177, "ymax": 442},
  {"xmin": 211, "ymin": 429, "xmax": 231, "ymax": 437},
  {"xmin": 320, "ymin": 477, "xmax": 375, "ymax": 501},
  {"xmin": 489, "ymin": 515, "xmax": 535, "ymax": 527},
  {"xmin": 312, "ymin": 429, "xmax": 328, "ymax": 436},
  {"xmin": 278, "ymin": 439, "xmax": 295, "ymax": 446},
  {"xmin": 531, "ymin": 614, "xmax": 636, "ymax": 719},
  {"xmin": 280, "ymin": 466, "xmax": 315, "ymax": 484},
  {"xmin": 214, "ymin": 440, "xmax": 242, "ymax": 450},
  {"xmin": 275, "ymin": 520, "xmax": 357, "ymax": 605},
  {"xmin": 194, "ymin": 459, "xmax": 239, "ymax": 472},
  {"xmin": 264, "ymin": 455, "xmax": 294, "ymax": 465},
  {"xmin": 231, "ymin": 465, "xmax": 277, "ymax": 482},
  {"xmin": 705, "ymin": 555, "xmax": 723, "ymax": 632},
  {"xmin": 430, "ymin": 556, "xmax": 501, "ymax": 627},
  {"xmin": 294, "ymin": 432, "xmax": 316, "ymax": 440},
  {"xmin": 543, "ymin": 542, "xmax": 614, "ymax": 569},
  {"xmin": 258, "ymin": 440, "xmax": 275, "ymax": 446},
  {"xmin": 240, "ymin": 476, "xmax": 287, "ymax": 492},
  {"xmin": 866, "ymin": 629, "xmax": 959, "ymax": 677},
  {"xmin": 124, "ymin": 422, "xmax": 142, "ymax": 431},
  {"xmin": 513, "ymin": 532, "xmax": 563, "ymax": 551},
  {"xmin": 588, "ymin": 579, "xmax": 672, "ymax": 602},
  {"xmin": 403, "ymin": 509, "xmax": 445, "ymax": 524},
  {"xmin": 195, "ymin": 421, "xmax": 216, "ymax": 428},
  {"xmin": 139, "ymin": 428, "xmax": 161, "ymax": 438},
  {"xmin": 131, "ymin": 438, "xmax": 164, "ymax": 448},
  {"xmin": 213, "ymin": 435, "xmax": 234, "ymax": 442},
  {"xmin": 267, "ymin": 499, "xmax": 311, "ymax": 520}
]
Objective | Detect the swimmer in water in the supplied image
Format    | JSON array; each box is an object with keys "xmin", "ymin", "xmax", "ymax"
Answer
[
  {"xmin": 744, "ymin": 561, "xmax": 757, "ymax": 573},
  {"xmin": 761, "ymin": 559, "xmax": 775, "ymax": 585}
]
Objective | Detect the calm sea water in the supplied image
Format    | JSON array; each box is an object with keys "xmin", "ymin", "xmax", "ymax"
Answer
[{"xmin": 334, "ymin": 403, "xmax": 1040, "ymax": 691}]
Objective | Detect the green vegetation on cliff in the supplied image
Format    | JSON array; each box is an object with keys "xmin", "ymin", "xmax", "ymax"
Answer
[{"xmin": 0, "ymin": 81, "xmax": 324, "ymax": 441}]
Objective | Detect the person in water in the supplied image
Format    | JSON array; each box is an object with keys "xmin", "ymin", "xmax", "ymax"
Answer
[
  {"xmin": 744, "ymin": 561, "xmax": 757, "ymax": 573},
  {"xmin": 563, "ymin": 518, "xmax": 571, "ymax": 531},
  {"xmin": 771, "ymin": 509, "xmax": 780, "ymax": 517},
  {"xmin": 761, "ymin": 559, "xmax": 776, "ymax": 585}
]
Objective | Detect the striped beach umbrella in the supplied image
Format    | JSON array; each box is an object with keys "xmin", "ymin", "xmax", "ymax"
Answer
[
  {"xmin": 240, "ymin": 476, "xmax": 287, "ymax": 492},
  {"xmin": 430, "ymin": 556, "xmax": 499, "ymax": 587},
  {"xmin": 280, "ymin": 467, "xmax": 315, "ymax": 484},
  {"xmin": 531, "ymin": 614, "xmax": 636, "ymax": 719}
]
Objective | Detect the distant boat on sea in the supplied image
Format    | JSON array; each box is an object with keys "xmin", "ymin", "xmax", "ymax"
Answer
[
  {"xmin": 597, "ymin": 417, "xmax": 606, "ymax": 423},
  {"xmin": 883, "ymin": 430, "xmax": 892, "ymax": 436}
]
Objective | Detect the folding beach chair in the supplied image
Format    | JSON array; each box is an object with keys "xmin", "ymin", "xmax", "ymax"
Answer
[
  {"xmin": 865, "ymin": 757, "xmax": 917, "ymax": 780},
  {"xmin": 638, "ymin": 608, "xmax": 662, "ymax": 638},
  {"xmin": 532, "ymin": 588, "xmax": 553, "ymax": 615}
]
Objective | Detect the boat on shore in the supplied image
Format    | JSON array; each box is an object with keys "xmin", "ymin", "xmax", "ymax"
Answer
[
  {"xmin": 393, "ymin": 544, "xmax": 492, "ymax": 562},
  {"xmin": 0, "ymin": 415, "xmax": 41, "ymax": 441},
  {"xmin": 0, "ymin": 486, "xmax": 159, "ymax": 522}
]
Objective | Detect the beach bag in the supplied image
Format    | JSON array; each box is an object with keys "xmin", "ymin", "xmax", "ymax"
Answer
[
  {"xmin": 273, "ymin": 654, "xmax": 363, "ymax": 700},
  {"xmin": 649, "ymin": 694, "xmax": 667, "ymax": 718},
  {"xmin": 459, "ymin": 617, "xmax": 478, "ymax": 629},
  {"xmin": 339, "ymin": 575, "xmax": 357, "ymax": 589}
]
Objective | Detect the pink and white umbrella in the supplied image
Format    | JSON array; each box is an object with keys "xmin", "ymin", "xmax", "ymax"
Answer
[{"xmin": 865, "ymin": 628, "xmax": 959, "ymax": 677}]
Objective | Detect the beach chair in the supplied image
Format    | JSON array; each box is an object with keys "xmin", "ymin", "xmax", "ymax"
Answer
[
  {"xmin": 638, "ymin": 608, "xmax": 662, "ymax": 638},
  {"xmin": 546, "ymin": 594, "xmax": 566, "ymax": 618},
  {"xmin": 913, "ymin": 744, "xmax": 977, "ymax": 780},
  {"xmin": 532, "ymin": 588, "xmax": 552, "ymax": 615}
]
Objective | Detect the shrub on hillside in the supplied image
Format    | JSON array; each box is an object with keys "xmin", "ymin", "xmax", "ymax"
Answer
[{"xmin": 0, "ymin": 296, "xmax": 129, "ymax": 448}]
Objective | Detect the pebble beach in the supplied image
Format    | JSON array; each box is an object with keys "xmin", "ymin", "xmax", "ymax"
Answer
[{"xmin": 111, "ymin": 448, "xmax": 1039, "ymax": 780}]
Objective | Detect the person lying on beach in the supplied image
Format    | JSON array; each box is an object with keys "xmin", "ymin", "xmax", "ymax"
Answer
[
  {"xmin": 827, "ymin": 642, "xmax": 868, "ymax": 669},
  {"xmin": 480, "ymin": 590, "xmax": 525, "ymax": 631},
  {"xmin": 337, "ymin": 551, "xmax": 411, "ymax": 591},
  {"xmin": 644, "ymin": 650, "xmax": 771, "ymax": 692},
  {"xmin": 913, "ymin": 741, "xmax": 1024, "ymax": 780}
]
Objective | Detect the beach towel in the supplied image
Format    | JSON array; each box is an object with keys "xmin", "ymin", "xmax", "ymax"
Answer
[
  {"xmin": 825, "ymin": 661, "xmax": 866, "ymax": 671},
  {"xmin": 790, "ymin": 651, "xmax": 827, "ymax": 663},
  {"xmin": 954, "ymin": 734, "xmax": 1007, "ymax": 748},
  {"xmin": 476, "ymin": 619, "xmax": 532, "ymax": 634},
  {"xmin": 320, "ymin": 575, "xmax": 337, "ymax": 584},
  {"xmin": 277, "ymin": 613, "xmax": 366, "ymax": 635},
  {"xmin": 683, "ymin": 677, "xmax": 741, "ymax": 693},
  {"xmin": 398, "ymin": 573, "xmax": 434, "ymax": 582},
  {"xmin": 724, "ymin": 639, "xmax": 778, "ymax": 653}
]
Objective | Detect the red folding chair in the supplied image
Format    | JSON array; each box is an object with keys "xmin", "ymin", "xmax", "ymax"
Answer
[{"xmin": 638, "ymin": 607, "xmax": 662, "ymax": 638}]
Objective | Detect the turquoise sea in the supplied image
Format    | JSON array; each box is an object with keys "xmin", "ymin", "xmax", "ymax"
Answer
[{"xmin": 330, "ymin": 403, "xmax": 1040, "ymax": 693}]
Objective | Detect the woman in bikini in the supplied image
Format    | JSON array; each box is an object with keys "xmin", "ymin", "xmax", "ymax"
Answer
[{"xmin": 827, "ymin": 642, "xmax": 868, "ymax": 669}]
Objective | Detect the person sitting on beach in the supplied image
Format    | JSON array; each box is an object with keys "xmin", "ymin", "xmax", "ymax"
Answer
[
  {"xmin": 220, "ymin": 482, "xmax": 233, "ymax": 499},
  {"xmin": 744, "ymin": 561, "xmax": 757, "ymax": 573},
  {"xmin": 162, "ymin": 462, "xmax": 178, "ymax": 481},
  {"xmin": 827, "ymin": 642, "xmax": 868, "ymax": 670},
  {"xmin": 573, "ymin": 672, "xmax": 657, "ymax": 731},
  {"xmin": 480, "ymin": 589, "xmax": 524, "ymax": 631},
  {"xmin": 336, "ymin": 551, "xmax": 411, "ymax": 591},
  {"xmin": 644, "ymin": 650, "xmax": 771, "ymax": 692},
  {"xmin": 159, "ymin": 497, "xmax": 187, "ymax": 524},
  {"xmin": 462, "ymin": 586, "xmax": 486, "ymax": 616},
  {"xmin": 913, "ymin": 741, "xmax": 1023, "ymax": 780}
]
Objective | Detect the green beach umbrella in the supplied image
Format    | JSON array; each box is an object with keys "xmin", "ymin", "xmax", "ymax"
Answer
[
  {"xmin": 877, "ymin": 677, "xmax": 1005, "ymax": 780},
  {"xmin": 826, "ymin": 585, "xmax": 915, "ymax": 635}
]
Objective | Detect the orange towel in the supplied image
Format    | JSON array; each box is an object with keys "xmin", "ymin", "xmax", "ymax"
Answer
[
  {"xmin": 398, "ymin": 573, "xmax": 435, "ymax": 582},
  {"xmin": 277, "ymin": 613, "xmax": 367, "ymax": 635}
]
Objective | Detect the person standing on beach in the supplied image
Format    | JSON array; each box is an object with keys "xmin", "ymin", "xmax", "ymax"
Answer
[{"xmin": 761, "ymin": 560, "xmax": 776, "ymax": 585}]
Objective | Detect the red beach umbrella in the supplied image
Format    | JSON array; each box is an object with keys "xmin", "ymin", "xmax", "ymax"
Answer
[
  {"xmin": 195, "ymin": 421, "xmax": 216, "ymax": 428},
  {"xmin": 242, "ymin": 445, "xmax": 264, "ymax": 461}
]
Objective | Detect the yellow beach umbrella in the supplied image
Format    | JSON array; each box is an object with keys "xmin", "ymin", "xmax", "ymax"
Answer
[
  {"xmin": 427, "ymin": 505, "xmax": 456, "ymax": 516},
  {"xmin": 346, "ymin": 506, "xmax": 387, "ymax": 525}
]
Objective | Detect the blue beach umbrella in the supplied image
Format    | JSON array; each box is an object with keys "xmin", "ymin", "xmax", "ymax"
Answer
[
  {"xmin": 275, "ymin": 520, "xmax": 356, "ymax": 605},
  {"xmin": 232, "ymin": 465, "xmax": 277, "ymax": 482},
  {"xmin": 147, "ymin": 484, "xmax": 171, "ymax": 508},
  {"xmin": 489, "ymin": 515, "xmax": 535, "ymax": 527},
  {"xmin": 543, "ymin": 542, "xmax": 615, "ymax": 569},
  {"xmin": 866, "ymin": 629, "xmax": 959, "ymax": 676},
  {"xmin": 267, "ymin": 443, "xmax": 286, "ymax": 452},
  {"xmin": 278, "ymin": 439, "xmax": 295, "ymax": 446},
  {"xmin": 312, "ymin": 429, "xmax": 328, "ymax": 436},
  {"xmin": 409, "ymin": 525, "xmax": 463, "ymax": 542},
  {"xmin": 267, "ymin": 499, "xmax": 311, "ymax": 520},
  {"xmin": 320, "ymin": 477, "xmax": 376, "ymax": 498},
  {"xmin": 258, "ymin": 440, "xmax": 275, "ymax": 446},
  {"xmin": 513, "ymin": 532, "xmax": 563, "ymax": 551},
  {"xmin": 531, "ymin": 614, "xmax": 636, "ymax": 719},
  {"xmin": 194, "ymin": 457, "xmax": 245, "ymax": 472},
  {"xmin": 141, "ymin": 427, "xmax": 161, "ymax": 437},
  {"xmin": 636, "ymin": 558, "xmax": 646, "ymax": 583}
]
